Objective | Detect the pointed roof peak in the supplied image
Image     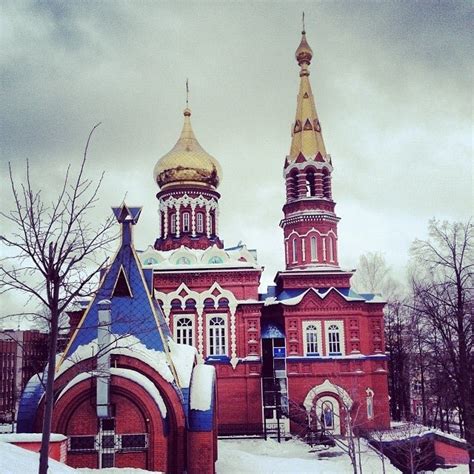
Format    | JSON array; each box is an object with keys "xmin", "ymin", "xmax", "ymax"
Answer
[{"xmin": 288, "ymin": 26, "xmax": 328, "ymax": 164}]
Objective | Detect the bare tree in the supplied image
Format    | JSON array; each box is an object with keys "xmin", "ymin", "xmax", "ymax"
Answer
[
  {"xmin": 0, "ymin": 124, "xmax": 117, "ymax": 474},
  {"xmin": 410, "ymin": 219, "xmax": 473, "ymax": 473}
]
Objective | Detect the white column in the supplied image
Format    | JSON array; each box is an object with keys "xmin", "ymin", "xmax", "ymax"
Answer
[
  {"xmin": 163, "ymin": 205, "xmax": 168, "ymax": 239},
  {"xmin": 196, "ymin": 302, "xmax": 204, "ymax": 361},
  {"xmin": 175, "ymin": 203, "xmax": 181, "ymax": 238},
  {"xmin": 191, "ymin": 201, "xmax": 196, "ymax": 237},
  {"xmin": 230, "ymin": 304, "xmax": 237, "ymax": 368},
  {"xmin": 205, "ymin": 205, "xmax": 211, "ymax": 238}
]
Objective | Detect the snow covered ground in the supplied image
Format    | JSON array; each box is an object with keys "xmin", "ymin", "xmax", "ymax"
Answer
[
  {"xmin": 0, "ymin": 437, "xmax": 468, "ymax": 473},
  {"xmin": 216, "ymin": 437, "xmax": 400, "ymax": 474}
]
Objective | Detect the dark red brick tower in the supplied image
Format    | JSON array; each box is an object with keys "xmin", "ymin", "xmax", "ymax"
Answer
[{"xmin": 281, "ymin": 30, "xmax": 339, "ymax": 271}]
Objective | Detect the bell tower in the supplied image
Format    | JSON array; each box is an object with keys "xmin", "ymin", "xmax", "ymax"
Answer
[{"xmin": 280, "ymin": 28, "xmax": 340, "ymax": 270}]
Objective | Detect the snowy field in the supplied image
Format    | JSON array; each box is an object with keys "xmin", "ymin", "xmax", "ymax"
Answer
[{"xmin": 0, "ymin": 437, "xmax": 469, "ymax": 474}]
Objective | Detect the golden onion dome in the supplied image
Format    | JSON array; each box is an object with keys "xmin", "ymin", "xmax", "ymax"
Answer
[
  {"xmin": 153, "ymin": 108, "xmax": 222, "ymax": 190},
  {"xmin": 295, "ymin": 30, "xmax": 313, "ymax": 66}
]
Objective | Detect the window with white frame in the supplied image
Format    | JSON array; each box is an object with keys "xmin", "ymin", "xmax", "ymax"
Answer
[
  {"xmin": 322, "ymin": 237, "xmax": 327, "ymax": 261},
  {"xmin": 329, "ymin": 236, "xmax": 334, "ymax": 262},
  {"xmin": 174, "ymin": 315, "xmax": 194, "ymax": 346},
  {"xmin": 292, "ymin": 238, "xmax": 297, "ymax": 263},
  {"xmin": 301, "ymin": 238, "xmax": 306, "ymax": 261},
  {"xmin": 207, "ymin": 315, "xmax": 227, "ymax": 356},
  {"xmin": 303, "ymin": 321, "xmax": 322, "ymax": 356},
  {"xmin": 170, "ymin": 213, "xmax": 176, "ymax": 235},
  {"xmin": 196, "ymin": 212, "xmax": 204, "ymax": 233},
  {"xmin": 310, "ymin": 236, "xmax": 318, "ymax": 262},
  {"xmin": 326, "ymin": 321, "xmax": 344, "ymax": 355},
  {"xmin": 182, "ymin": 212, "xmax": 190, "ymax": 233}
]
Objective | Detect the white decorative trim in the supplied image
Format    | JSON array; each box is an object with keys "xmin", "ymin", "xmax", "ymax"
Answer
[
  {"xmin": 303, "ymin": 379, "xmax": 353, "ymax": 411},
  {"xmin": 154, "ymin": 282, "xmax": 238, "ymax": 361},
  {"xmin": 302, "ymin": 321, "xmax": 323, "ymax": 356},
  {"xmin": 324, "ymin": 320, "xmax": 345, "ymax": 356},
  {"xmin": 285, "ymin": 228, "xmax": 337, "ymax": 241}
]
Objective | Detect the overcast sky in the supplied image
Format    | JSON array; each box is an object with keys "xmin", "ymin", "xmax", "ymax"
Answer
[{"xmin": 1, "ymin": 1, "xmax": 472, "ymax": 312}]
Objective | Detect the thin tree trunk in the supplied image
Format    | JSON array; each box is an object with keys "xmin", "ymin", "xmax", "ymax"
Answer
[{"xmin": 38, "ymin": 307, "xmax": 59, "ymax": 474}]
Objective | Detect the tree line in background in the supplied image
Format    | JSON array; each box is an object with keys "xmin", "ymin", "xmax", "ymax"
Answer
[{"xmin": 351, "ymin": 219, "xmax": 473, "ymax": 466}]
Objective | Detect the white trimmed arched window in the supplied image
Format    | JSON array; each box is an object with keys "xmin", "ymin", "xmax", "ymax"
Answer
[
  {"xmin": 328, "ymin": 236, "xmax": 334, "ymax": 262},
  {"xmin": 208, "ymin": 315, "xmax": 227, "ymax": 356},
  {"xmin": 310, "ymin": 236, "xmax": 318, "ymax": 262},
  {"xmin": 170, "ymin": 213, "xmax": 176, "ymax": 235},
  {"xmin": 327, "ymin": 323, "xmax": 343, "ymax": 355},
  {"xmin": 182, "ymin": 212, "xmax": 190, "ymax": 233},
  {"xmin": 292, "ymin": 238, "xmax": 297, "ymax": 263},
  {"xmin": 303, "ymin": 321, "xmax": 322, "ymax": 356},
  {"xmin": 196, "ymin": 212, "xmax": 204, "ymax": 233},
  {"xmin": 174, "ymin": 316, "xmax": 194, "ymax": 346}
]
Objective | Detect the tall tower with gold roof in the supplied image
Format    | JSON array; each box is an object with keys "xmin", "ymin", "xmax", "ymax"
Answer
[
  {"xmin": 153, "ymin": 106, "xmax": 223, "ymax": 250},
  {"xmin": 280, "ymin": 28, "xmax": 340, "ymax": 270}
]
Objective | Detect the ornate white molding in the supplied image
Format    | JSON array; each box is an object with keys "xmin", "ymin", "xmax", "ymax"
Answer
[{"xmin": 303, "ymin": 379, "xmax": 353, "ymax": 411}]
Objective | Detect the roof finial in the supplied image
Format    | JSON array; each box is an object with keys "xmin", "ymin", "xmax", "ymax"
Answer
[
  {"xmin": 302, "ymin": 11, "xmax": 305, "ymax": 34},
  {"xmin": 184, "ymin": 79, "xmax": 191, "ymax": 116},
  {"xmin": 185, "ymin": 78, "xmax": 189, "ymax": 107}
]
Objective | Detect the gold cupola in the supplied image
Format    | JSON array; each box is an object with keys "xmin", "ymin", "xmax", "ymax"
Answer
[
  {"xmin": 287, "ymin": 29, "xmax": 328, "ymax": 164},
  {"xmin": 153, "ymin": 108, "xmax": 222, "ymax": 190}
]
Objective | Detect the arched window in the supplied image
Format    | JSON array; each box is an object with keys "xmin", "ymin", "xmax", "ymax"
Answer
[
  {"xmin": 176, "ymin": 256, "xmax": 191, "ymax": 265},
  {"xmin": 292, "ymin": 238, "xmax": 297, "ymax": 263},
  {"xmin": 209, "ymin": 213, "xmax": 215, "ymax": 235},
  {"xmin": 182, "ymin": 212, "xmax": 190, "ymax": 233},
  {"xmin": 185, "ymin": 298, "xmax": 196, "ymax": 310},
  {"xmin": 209, "ymin": 255, "xmax": 223, "ymax": 264},
  {"xmin": 170, "ymin": 213, "xmax": 176, "ymax": 235},
  {"xmin": 208, "ymin": 316, "xmax": 226, "ymax": 356},
  {"xmin": 310, "ymin": 236, "xmax": 318, "ymax": 262},
  {"xmin": 196, "ymin": 212, "xmax": 204, "ymax": 233},
  {"xmin": 305, "ymin": 170, "xmax": 316, "ymax": 197},
  {"xmin": 305, "ymin": 324, "xmax": 319, "ymax": 355},
  {"xmin": 175, "ymin": 316, "xmax": 194, "ymax": 346},
  {"xmin": 144, "ymin": 257, "xmax": 158, "ymax": 265},
  {"xmin": 328, "ymin": 237, "xmax": 334, "ymax": 262},
  {"xmin": 218, "ymin": 298, "xmax": 229, "ymax": 308},
  {"xmin": 327, "ymin": 324, "xmax": 341, "ymax": 355},
  {"xmin": 204, "ymin": 298, "xmax": 215, "ymax": 309}
]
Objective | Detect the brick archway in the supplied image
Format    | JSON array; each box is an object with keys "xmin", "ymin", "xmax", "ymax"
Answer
[{"xmin": 51, "ymin": 373, "xmax": 178, "ymax": 472}]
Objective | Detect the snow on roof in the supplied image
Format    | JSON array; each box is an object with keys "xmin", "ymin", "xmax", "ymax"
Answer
[
  {"xmin": 110, "ymin": 368, "xmax": 167, "ymax": 417},
  {"xmin": 138, "ymin": 243, "xmax": 261, "ymax": 270},
  {"xmin": 0, "ymin": 441, "xmax": 76, "ymax": 473},
  {"xmin": 0, "ymin": 433, "xmax": 66, "ymax": 443},
  {"xmin": 56, "ymin": 335, "xmax": 174, "ymax": 385},
  {"xmin": 265, "ymin": 287, "xmax": 377, "ymax": 307},
  {"xmin": 190, "ymin": 364, "xmax": 215, "ymax": 411},
  {"xmin": 376, "ymin": 423, "xmax": 468, "ymax": 444},
  {"xmin": 57, "ymin": 372, "xmax": 93, "ymax": 401},
  {"xmin": 168, "ymin": 338, "xmax": 196, "ymax": 388}
]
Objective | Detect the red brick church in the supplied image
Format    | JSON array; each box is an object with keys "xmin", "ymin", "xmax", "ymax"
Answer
[{"xmin": 17, "ymin": 28, "xmax": 390, "ymax": 472}]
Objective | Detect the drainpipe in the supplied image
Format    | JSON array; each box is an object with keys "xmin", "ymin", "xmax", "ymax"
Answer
[{"xmin": 97, "ymin": 299, "xmax": 111, "ymax": 418}]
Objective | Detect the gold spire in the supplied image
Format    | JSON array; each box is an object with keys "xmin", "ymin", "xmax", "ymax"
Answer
[
  {"xmin": 153, "ymin": 107, "xmax": 222, "ymax": 190},
  {"xmin": 288, "ymin": 27, "xmax": 327, "ymax": 164}
]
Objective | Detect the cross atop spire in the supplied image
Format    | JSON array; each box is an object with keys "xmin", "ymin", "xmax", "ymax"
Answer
[{"xmin": 186, "ymin": 78, "xmax": 189, "ymax": 108}]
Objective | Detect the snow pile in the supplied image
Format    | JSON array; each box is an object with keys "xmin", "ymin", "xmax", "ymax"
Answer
[
  {"xmin": 168, "ymin": 338, "xmax": 196, "ymax": 388},
  {"xmin": 110, "ymin": 368, "xmax": 167, "ymax": 417},
  {"xmin": 0, "ymin": 433, "xmax": 66, "ymax": 443},
  {"xmin": 0, "ymin": 441, "xmax": 76, "ymax": 474},
  {"xmin": 375, "ymin": 423, "xmax": 467, "ymax": 444},
  {"xmin": 56, "ymin": 335, "xmax": 174, "ymax": 384},
  {"xmin": 190, "ymin": 364, "xmax": 215, "ymax": 411}
]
